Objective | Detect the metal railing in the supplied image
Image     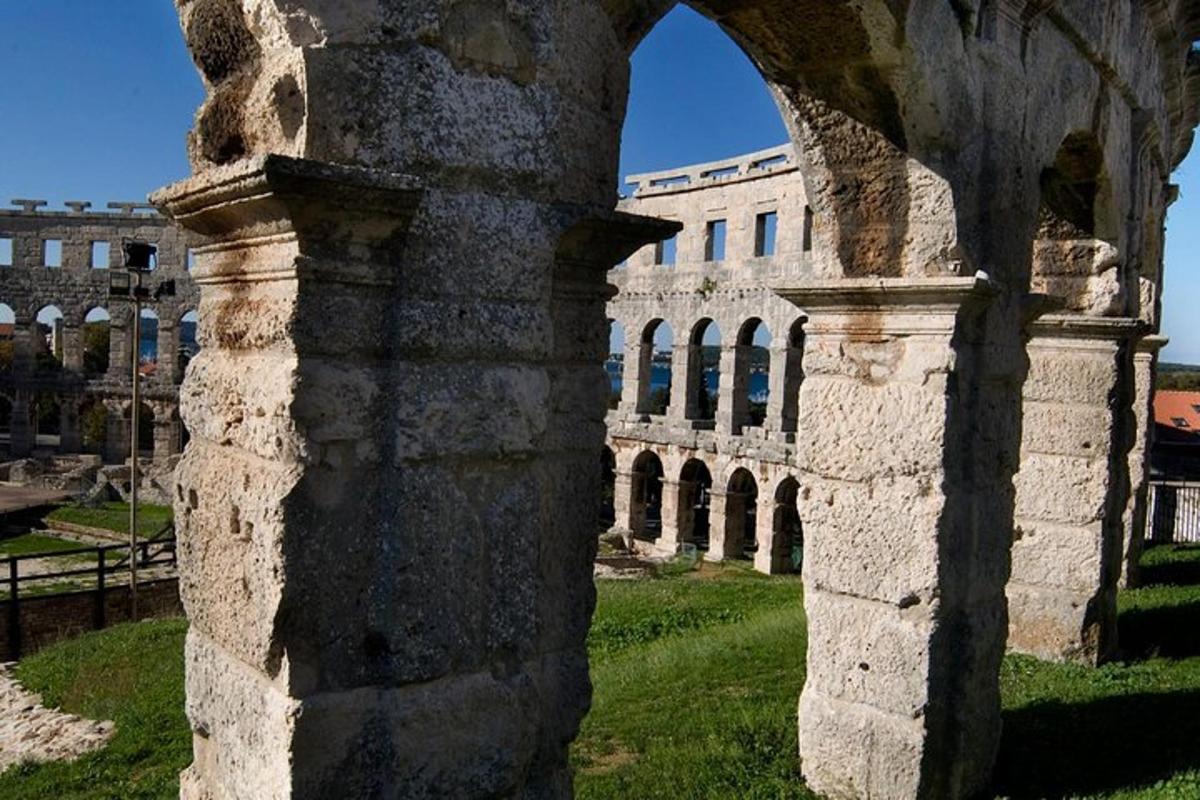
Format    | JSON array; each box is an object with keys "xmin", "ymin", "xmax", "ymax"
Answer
[
  {"xmin": 2, "ymin": 534, "xmax": 177, "ymax": 659},
  {"xmin": 1148, "ymin": 481, "xmax": 1200, "ymax": 544}
]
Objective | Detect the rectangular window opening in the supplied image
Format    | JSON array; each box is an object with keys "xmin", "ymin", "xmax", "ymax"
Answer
[
  {"xmin": 755, "ymin": 212, "xmax": 778, "ymax": 258},
  {"xmin": 91, "ymin": 241, "xmax": 110, "ymax": 269},
  {"xmin": 751, "ymin": 154, "xmax": 788, "ymax": 171},
  {"xmin": 802, "ymin": 206, "xmax": 814, "ymax": 253},
  {"xmin": 655, "ymin": 235, "xmax": 678, "ymax": 267},
  {"xmin": 0, "ymin": 238, "xmax": 11, "ymax": 267},
  {"xmin": 701, "ymin": 166, "xmax": 739, "ymax": 181},
  {"xmin": 186, "ymin": 248, "xmax": 197, "ymax": 271},
  {"xmin": 705, "ymin": 220, "xmax": 727, "ymax": 262},
  {"xmin": 43, "ymin": 239, "xmax": 62, "ymax": 268}
]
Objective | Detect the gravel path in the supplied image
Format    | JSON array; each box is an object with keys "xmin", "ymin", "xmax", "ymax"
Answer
[{"xmin": 0, "ymin": 664, "xmax": 113, "ymax": 774}]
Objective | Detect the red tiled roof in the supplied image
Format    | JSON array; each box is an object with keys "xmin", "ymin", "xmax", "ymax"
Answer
[{"xmin": 1154, "ymin": 390, "xmax": 1200, "ymax": 432}]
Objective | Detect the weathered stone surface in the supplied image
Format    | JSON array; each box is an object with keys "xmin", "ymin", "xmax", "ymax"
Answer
[{"xmin": 158, "ymin": 2, "xmax": 1197, "ymax": 799}]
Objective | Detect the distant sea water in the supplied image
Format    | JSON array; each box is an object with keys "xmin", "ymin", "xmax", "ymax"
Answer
[{"xmin": 606, "ymin": 363, "xmax": 768, "ymax": 403}]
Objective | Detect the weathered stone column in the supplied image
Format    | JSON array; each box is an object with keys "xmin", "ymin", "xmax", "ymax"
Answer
[
  {"xmin": 764, "ymin": 342, "xmax": 802, "ymax": 441},
  {"xmin": 1009, "ymin": 315, "xmax": 1141, "ymax": 663},
  {"xmin": 753, "ymin": 499, "xmax": 778, "ymax": 574},
  {"xmin": 715, "ymin": 345, "xmax": 746, "ymax": 435},
  {"xmin": 610, "ymin": 467, "xmax": 636, "ymax": 540},
  {"xmin": 776, "ymin": 277, "xmax": 1019, "ymax": 799},
  {"xmin": 1121, "ymin": 334, "xmax": 1167, "ymax": 588},
  {"xmin": 59, "ymin": 399, "xmax": 81, "ymax": 453},
  {"xmin": 11, "ymin": 316, "xmax": 34, "ymax": 375},
  {"xmin": 157, "ymin": 318, "xmax": 179, "ymax": 386},
  {"xmin": 657, "ymin": 478, "xmax": 685, "ymax": 556},
  {"xmin": 107, "ymin": 311, "xmax": 129, "ymax": 382},
  {"xmin": 158, "ymin": 160, "xmax": 668, "ymax": 798},
  {"xmin": 625, "ymin": 337, "xmax": 656, "ymax": 419},
  {"xmin": 705, "ymin": 488, "xmax": 731, "ymax": 561},
  {"xmin": 61, "ymin": 324, "xmax": 84, "ymax": 372},
  {"xmin": 9, "ymin": 392, "xmax": 32, "ymax": 458},
  {"xmin": 103, "ymin": 400, "xmax": 128, "ymax": 464}
]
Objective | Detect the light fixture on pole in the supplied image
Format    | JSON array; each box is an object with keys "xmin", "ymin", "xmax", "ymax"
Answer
[{"xmin": 109, "ymin": 239, "xmax": 173, "ymax": 622}]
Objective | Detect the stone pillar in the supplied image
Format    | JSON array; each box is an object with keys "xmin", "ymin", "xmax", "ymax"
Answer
[
  {"xmin": 9, "ymin": 392, "xmax": 32, "ymax": 458},
  {"xmin": 11, "ymin": 317, "xmax": 34, "ymax": 375},
  {"xmin": 59, "ymin": 399, "xmax": 81, "ymax": 453},
  {"xmin": 715, "ymin": 345, "xmax": 742, "ymax": 435},
  {"xmin": 153, "ymin": 414, "xmax": 177, "ymax": 461},
  {"xmin": 108, "ymin": 312, "xmax": 129, "ymax": 382},
  {"xmin": 674, "ymin": 341, "xmax": 701, "ymax": 424},
  {"xmin": 624, "ymin": 337, "xmax": 654, "ymax": 418},
  {"xmin": 62, "ymin": 324, "xmax": 84, "ymax": 372},
  {"xmin": 610, "ymin": 468, "xmax": 636, "ymax": 539},
  {"xmin": 776, "ymin": 277, "xmax": 1018, "ymax": 800},
  {"xmin": 157, "ymin": 318, "xmax": 179, "ymax": 386},
  {"xmin": 104, "ymin": 401, "xmax": 128, "ymax": 464},
  {"xmin": 1009, "ymin": 315, "xmax": 1141, "ymax": 664},
  {"xmin": 657, "ymin": 478, "xmax": 684, "ymax": 556},
  {"xmin": 1121, "ymin": 334, "xmax": 1167, "ymax": 588},
  {"xmin": 764, "ymin": 343, "xmax": 802, "ymax": 441},
  {"xmin": 706, "ymin": 489, "xmax": 731, "ymax": 560},
  {"xmin": 753, "ymin": 498, "xmax": 777, "ymax": 574},
  {"xmin": 157, "ymin": 161, "xmax": 670, "ymax": 799}
]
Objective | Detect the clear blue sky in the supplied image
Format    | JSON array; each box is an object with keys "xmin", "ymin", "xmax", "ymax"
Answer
[{"xmin": 0, "ymin": 3, "xmax": 1196, "ymax": 363}]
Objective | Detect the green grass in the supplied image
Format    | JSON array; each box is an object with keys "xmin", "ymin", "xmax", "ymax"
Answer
[
  {"xmin": 6, "ymin": 549, "xmax": 1200, "ymax": 798},
  {"xmin": 0, "ymin": 619, "xmax": 190, "ymax": 800},
  {"xmin": 0, "ymin": 532, "xmax": 89, "ymax": 557},
  {"xmin": 46, "ymin": 502, "xmax": 173, "ymax": 538}
]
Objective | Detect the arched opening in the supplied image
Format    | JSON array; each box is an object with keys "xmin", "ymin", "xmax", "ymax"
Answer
[
  {"xmin": 600, "ymin": 447, "xmax": 617, "ymax": 528},
  {"xmin": 678, "ymin": 458, "xmax": 713, "ymax": 550},
  {"xmin": 35, "ymin": 305, "xmax": 64, "ymax": 370},
  {"xmin": 32, "ymin": 391, "xmax": 61, "ymax": 445},
  {"xmin": 0, "ymin": 304, "xmax": 14, "ymax": 373},
  {"xmin": 179, "ymin": 309, "xmax": 199, "ymax": 378},
  {"xmin": 772, "ymin": 477, "xmax": 803, "ymax": 574},
  {"xmin": 638, "ymin": 319, "xmax": 673, "ymax": 417},
  {"xmin": 79, "ymin": 397, "xmax": 107, "ymax": 455},
  {"xmin": 737, "ymin": 319, "xmax": 771, "ymax": 429},
  {"xmin": 139, "ymin": 308, "xmax": 159, "ymax": 377},
  {"xmin": 607, "ymin": 320, "xmax": 625, "ymax": 410},
  {"xmin": 630, "ymin": 450, "xmax": 664, "ymax": 541},
  {"xmin": 687, "ymin": 319, "xmax": 720, "ymax": 424},
  {"xmin": 1032, "ymin": 131, "xmax": 1124, "ymax": 315},
  {"xmin": 724, "ymin": 468, "xmax": 759, "ymax": 559},
  {"xmin": 83, "ymin": 307, "xmax": 111, "ymax": 376}
]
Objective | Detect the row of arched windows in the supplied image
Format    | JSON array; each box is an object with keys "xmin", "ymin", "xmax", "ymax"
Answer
[{"xmin": 607, "ymin": 316, "xmax": 804, "ymax": 434}]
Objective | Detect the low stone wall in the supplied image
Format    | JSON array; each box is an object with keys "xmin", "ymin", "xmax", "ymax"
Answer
[{"xmin": 0, "ymin": 577, "xmax": 181, "ymax": 660}]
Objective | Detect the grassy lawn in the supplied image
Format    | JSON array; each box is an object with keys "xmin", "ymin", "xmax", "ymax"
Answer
[
  {"xmin": 5, "ymin": 548, "xmax": 1200, "ymax": 798},
  {"xmin": 46, "ymin": 502, "xmax": 174, "ymax": 538},
  {"xmin": 0, "ymin": 532, "xmax": 89, "ymax": 558}
]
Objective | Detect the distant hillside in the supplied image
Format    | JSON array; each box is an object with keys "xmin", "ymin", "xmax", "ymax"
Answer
[{"xmin": 1158, "ymin": 362, "xmax": 1200, "ymax": 391}]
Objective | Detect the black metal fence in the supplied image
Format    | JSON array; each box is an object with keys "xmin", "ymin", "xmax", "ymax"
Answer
[
  {"xmin": 1148, "ymin": 481, "xmax": 1200, "ymax": 544},
  {"xmin": 2, "ymin": 536, "xmax": 177, "ymax": 659}
]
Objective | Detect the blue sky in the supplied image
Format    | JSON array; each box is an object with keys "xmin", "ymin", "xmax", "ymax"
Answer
[{"xmin": 0, "ymin": 3, "xmax": 1196, "ymax": 363}]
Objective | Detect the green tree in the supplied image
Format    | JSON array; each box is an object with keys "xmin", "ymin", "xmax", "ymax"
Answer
[{"xmin": 83, "ymin": 322, "xmax": 110, "ymax": 375}]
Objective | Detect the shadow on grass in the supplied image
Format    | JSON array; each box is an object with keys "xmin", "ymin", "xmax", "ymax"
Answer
[
  {"xmin": 1139, "ymin": 545, "xmax": 1200, "ymax": 588},
  {"xmin": 994, "ymin": 690, "xmax": 1200, "ymax": 798},
  {"xmin": 1119, "ymin": 600, "xmax": 1200, "ymax": 660}
]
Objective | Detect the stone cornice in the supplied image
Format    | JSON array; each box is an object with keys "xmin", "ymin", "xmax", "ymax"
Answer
[
  {"xmin": 1028, "ymin": 314, "xmax": 1148, "ymax": 341},
  {"xmin": 772, "ymin": 275, "xmax": 997, "ymax": 313},
  {"xmin": 151, "ymin": 156, "xmax": 423, "ymax": 287},
  {"xmin": 1136, "ymin": 333, "xmax": 1170, "ymax": 354}
]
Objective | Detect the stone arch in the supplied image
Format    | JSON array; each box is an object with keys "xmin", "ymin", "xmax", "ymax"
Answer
[
  {"xmin": 770, "ymin": 476, "xmax": 803, "ymax": 574},
  {"xmin": 629, "ymin": 449, "xmax": 664, "ymax": 542},
  {"xmin": 1032, "ymin": 131, "xmax": 1125, "ymax": 316},
  {"xmin": 734, "ymin": 317, "xmax": 770, "ymax": 430},
  {"xmin": 179, "ymin": 309, "xmax": 200, "ymax": 378},
  {"xmin": 677, "ymin": 458, "xmax": 714, "ymax": 549},
  {"xmin": 34, "ymin": 304, "xmax": 64, "ymax": 369},
  {"xmin": 83, "ymin": 307, "xmax": 112, "ymax": 376},
  {"xmin": 687, "ymin": 318, "xmax": 721, "ymax": 423},
  {"xmin": 607, "ymin": 319, "xmax": 626, "ymax": 410},
  {"xmin": 600, "ymin": 446, "xmax": 617, "ymax": 527},
  {"xmin": 638, "ymin": 319, "xmax": 673, "ymax": 417},
  {"xmin": 719, "ymin": 466, "xmax": 759, "ymax": 559}
]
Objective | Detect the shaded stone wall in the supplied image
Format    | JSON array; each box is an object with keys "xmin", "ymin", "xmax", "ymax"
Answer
[{"xmin": 0, "ymin": 201, "xmax": 200, "ymax": 463}]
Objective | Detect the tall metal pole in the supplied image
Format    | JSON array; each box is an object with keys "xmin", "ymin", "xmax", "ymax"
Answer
[{"xmin": 129, "ymin": 278, "xmax": 140, "ymax": 622}]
